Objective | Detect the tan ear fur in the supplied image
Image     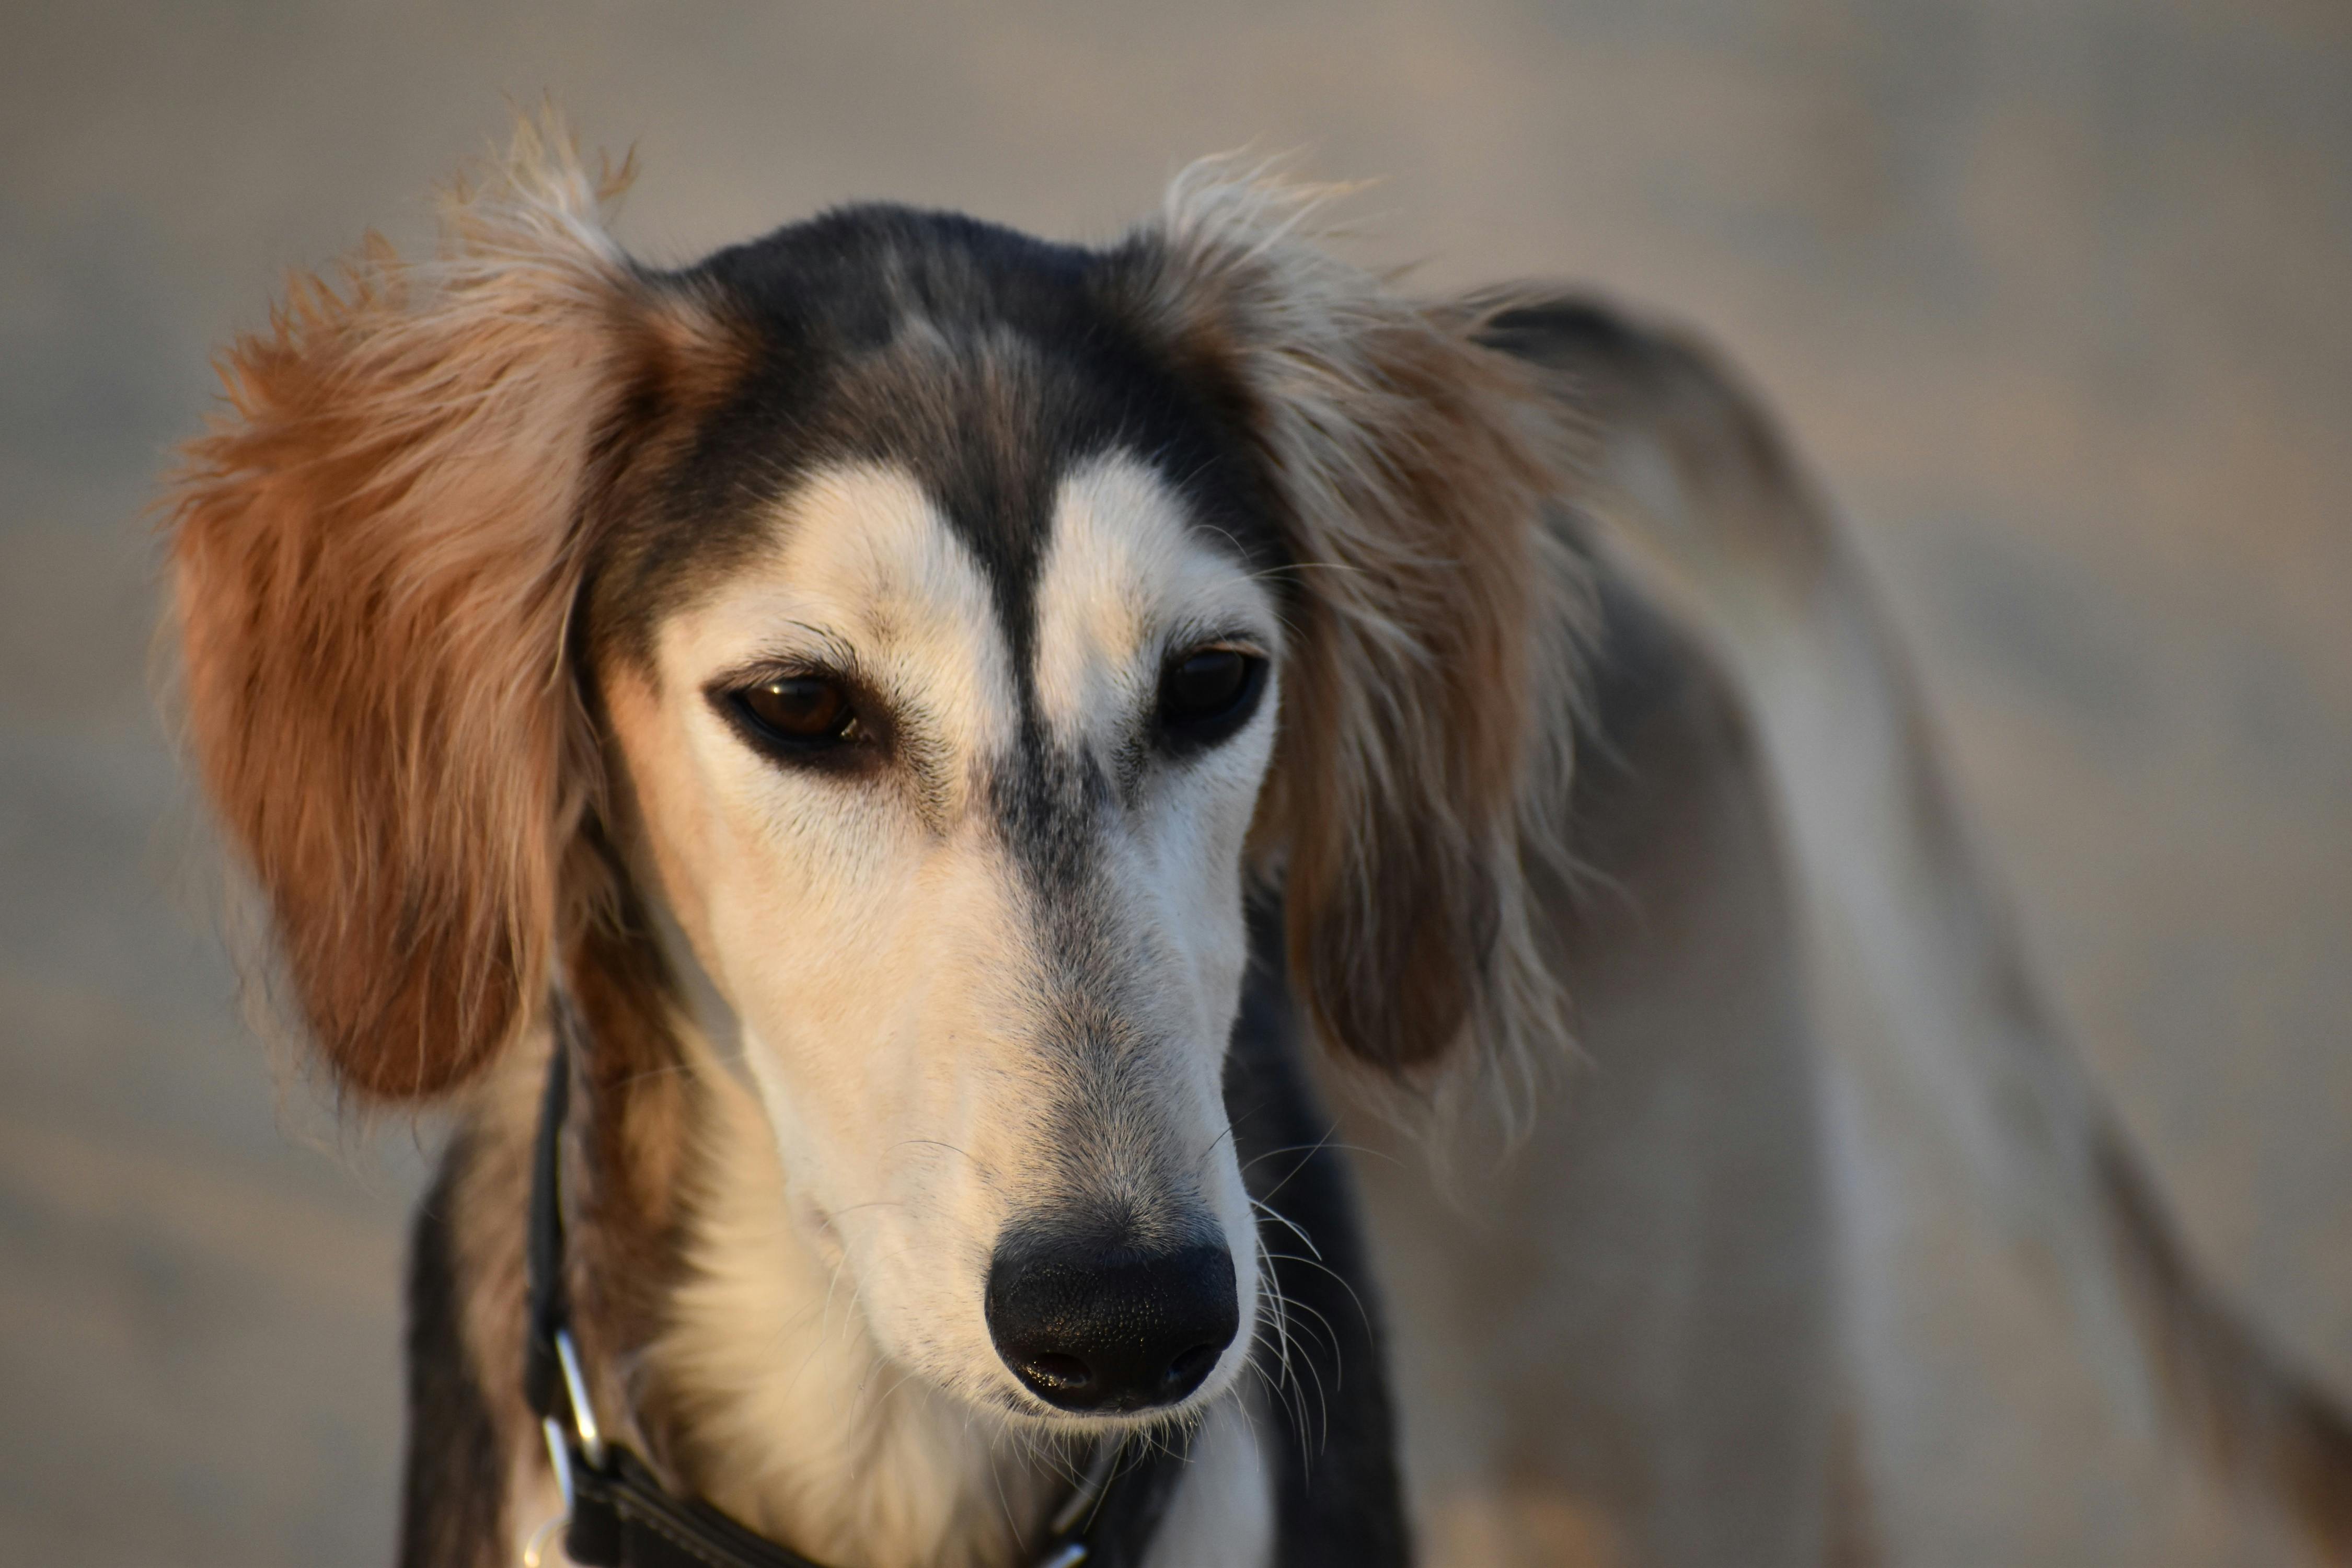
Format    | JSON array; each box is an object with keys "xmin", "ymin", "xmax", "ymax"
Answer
[
  {"xmin": 1135, "ymin": 164, "xmax": 1583, "ymax": 1078},
  {"xmin": 168, "ymin": 118, "xmax": 686, "ymax": 1101}
]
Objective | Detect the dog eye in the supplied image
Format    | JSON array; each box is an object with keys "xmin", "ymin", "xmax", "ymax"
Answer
[
  {"xmin": 1157, "ymin": 647, "xmax": 1266, "ymax": 749},
  {"xmin": 732, "ymin": 676, "xmax": 859, "ymax": 748}
]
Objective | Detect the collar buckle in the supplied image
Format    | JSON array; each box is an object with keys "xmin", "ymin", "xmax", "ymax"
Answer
[{"xmin": 552, "ymin": 1325, "xmax": 608, "ymax": 1469}]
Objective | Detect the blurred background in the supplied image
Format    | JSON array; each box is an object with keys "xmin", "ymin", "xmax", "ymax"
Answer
[{"xmin": 2, "ymin": 2, "xmax": 2345, "ymax": 1563}]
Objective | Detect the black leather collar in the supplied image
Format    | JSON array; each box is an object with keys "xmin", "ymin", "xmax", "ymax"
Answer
[{"xmin": 521, "ymin": 991, "xmax": 1190, "ymax": 1568}]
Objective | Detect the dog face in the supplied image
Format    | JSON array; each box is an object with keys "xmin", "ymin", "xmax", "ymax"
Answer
[
  {"xmin": 168, "ymin": 127, "xmax": 1562, "ymax": 1437},
  {"xmin": 608, "ymin": 455, "xmax": 1282, "ymax": 1419}
]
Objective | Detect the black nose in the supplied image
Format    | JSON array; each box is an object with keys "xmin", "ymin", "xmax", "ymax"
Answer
[{"xmin": 985, "ymin": 1229, "xmax": 1239, "ymax": 1413}]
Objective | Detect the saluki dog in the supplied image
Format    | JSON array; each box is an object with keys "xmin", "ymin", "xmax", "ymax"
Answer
[{"xmin": 166, "ymin": 117, "xmax": 2352, "ymax": 1566}]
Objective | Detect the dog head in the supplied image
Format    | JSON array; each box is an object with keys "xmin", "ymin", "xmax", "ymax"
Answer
[{"xmin": 169, "ymin": 120, "xmax": 1561, "ymax": 1428}]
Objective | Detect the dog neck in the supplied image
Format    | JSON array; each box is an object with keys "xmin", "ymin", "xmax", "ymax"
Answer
[{"xmin": 643, "ymin": 1043, "xmax": 1062, "ymax": 1568}]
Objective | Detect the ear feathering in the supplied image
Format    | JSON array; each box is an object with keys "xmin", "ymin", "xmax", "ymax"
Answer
[
  {"xmin": 166, "ymin": 114, "xmax": 696, "ymax": 1101},
  {"xmin": 1128, "ymin": 157, "xmax": 1586, "ymax": 1082}
]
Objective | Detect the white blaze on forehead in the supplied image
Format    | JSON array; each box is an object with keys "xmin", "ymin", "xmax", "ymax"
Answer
[
  {"xmin": 660, "ymin": 460, "xmax": 1017, "ymax": 809},
  {"xmin": 1033, "ymin": 453, "xmax": 1279, "ymax": 744}
]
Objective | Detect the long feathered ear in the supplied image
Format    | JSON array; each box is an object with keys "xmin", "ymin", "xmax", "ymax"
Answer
[
  {"xmin": 1123, "ymin": 163, "xmax": 1581, "ymax": 1077},
  {"xmin": 167, "ymin": 117, "xmax": 710, "ymax": 1102}
]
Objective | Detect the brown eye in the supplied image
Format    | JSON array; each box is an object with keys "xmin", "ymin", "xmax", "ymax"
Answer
[
  {"xmin": 1157, "ymin": 646, "xmax": 1266, "ymax": 751},
  {"xmin": 734, "ymin": 676, "xmax": 856, "ymax": 747}
]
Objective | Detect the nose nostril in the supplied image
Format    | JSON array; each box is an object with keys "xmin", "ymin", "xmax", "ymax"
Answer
[
  {"xmin": 1163, "ymin": 1342, "xmax": 1220, "ymax": 1394},
  {"xmin": 1019, "ymin": 1353, "xmax": 1093, "ymax": 1394}
]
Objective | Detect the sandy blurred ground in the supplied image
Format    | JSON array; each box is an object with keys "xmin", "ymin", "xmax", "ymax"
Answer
[{"xmin": 1, "ymin": 2, "xmax": 2345, "ymax": 1563}]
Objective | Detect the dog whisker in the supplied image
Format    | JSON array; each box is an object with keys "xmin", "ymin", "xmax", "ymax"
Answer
[{"xmin": 1248, "ymin": 1196, "xmax": 1322, "ymax": 1261}]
